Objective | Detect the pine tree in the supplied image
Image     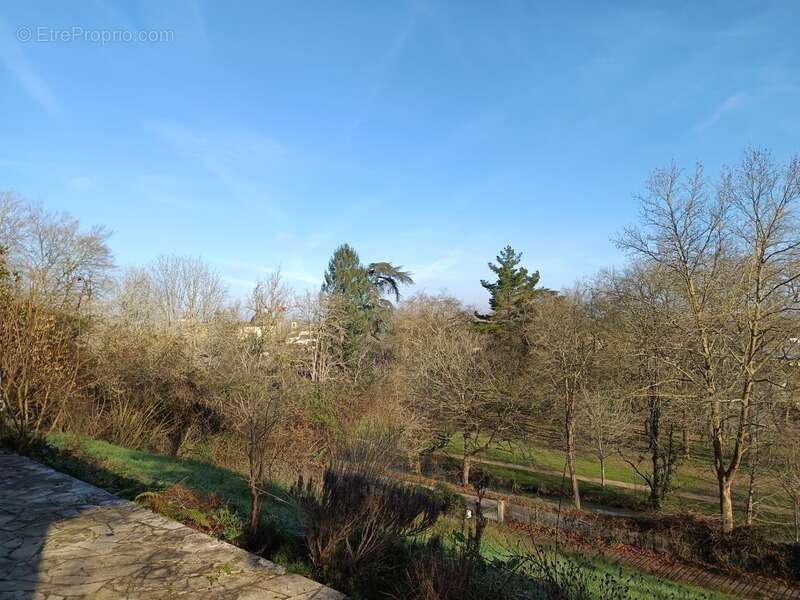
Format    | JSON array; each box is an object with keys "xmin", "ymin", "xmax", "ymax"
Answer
[
  {"xmin": 480, "ymin": 245, "xmax": 548, "ymax": 316},
  {"xmin": 322, "ymin": 244, "xmax": 373, "ymax": 305},
  {"xmin": 321, "ymin": 244, "xmax": 413, "ymax": 378}
]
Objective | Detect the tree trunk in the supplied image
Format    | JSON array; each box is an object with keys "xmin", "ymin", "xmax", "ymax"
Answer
[
  {"xmin": 682, "ymin": 421, "xmax": 690, "ymax": 459},
  {"xmin": 599, "ymin": 457, "xmax": 606, "ymax": 488},
  {"xmin": 168, "ymin": 413, "xmax": 192, "ymax": 457},
  {"xmin": 746, "ymin": 456, "xmax": 758, "ymax": 526},
  {"xmin": 566, "ymin": 447, "xmax": 580, "ymax": 510},
  {"xmin": 462, "ymin": 454, "xmax": 471, "ymax": 488},
  {"xmin": 719, "ymin": 476, "xmax": 735, "ymax": 534},
  {"xmin": 745, "ymin": 483, "xmax": 754, "ymax": 526},
  {"xmin": 794, "ymin": 499, "xmax": 799, "ymax": 544},
  {"xmin": 249, "ymin": 483, "xmax": 261, "ymax": 536},
  {"xmin": 565, "ymin": 392, "xmax": 581, "ymax": 510}
]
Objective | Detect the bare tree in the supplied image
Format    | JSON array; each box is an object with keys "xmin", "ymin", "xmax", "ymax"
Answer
[
  {"xmin": 618, "ymin": 148, "xmax": 800, "ymax": 532},
  {"xmin": 292, "ymin": 291, "xmax": 349, "ymax": 386},
  {"xmin": 579, "ymin": 391, "xmax": 632, "ymax": 487},
  {"xmin": 0, "ymin": 192, "xmax": 25, "ymax": 254},
  {"xmin": 595, "ymin": 265, "xmax": 687, "ymax": 510},
  {"xmin": 391, "ymin": 294, "xmax": 466, "ymax": 473},
  {"xmin": 249, "ymin": 271, "xmax": 289, "ymax": 334},
  {"xmin": 147, "ymin": 255, "xmax": 227, "ymax": 324},
  {"xmin": 0, "ymin": 196, "xmax": 114, "ymax": 312},
  {"xmin": 526, "ymin": 290, "xmax": 597, "ymax": 510},
  {"xmin": 217, "ymin": 335, "xmax": 290, "ymax": 537},
  {"xmin": 408, "ymin": 309, "xmax": 516, "ymax": 487}
]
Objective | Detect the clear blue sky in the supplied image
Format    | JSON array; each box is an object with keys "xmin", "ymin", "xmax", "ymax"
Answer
[{"xmin": 1, "ymin": 2, "xmax": 798, "ymax": 307}]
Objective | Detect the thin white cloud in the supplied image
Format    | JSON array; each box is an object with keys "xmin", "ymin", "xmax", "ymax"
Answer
[
  {"xmin": 68, "ymin": 176, "xmax": 92, "ymax": 192},
  {"xmin": 146, "ymin": 120, "xmax": 284, "ymax": 168},
  {"xmin": 225, "ymin": 260, "xmax": 320, "ymax": 286},
  {"xmin": 410, "ymin": 249, "xmax": 462, "ymax": 281},
  {"xmin": 145, "ymin": 119, "xmax": 290, "ymax": 221},
  {"xmin": 224, "ymin": 276, "xmax": 257, "ymax": 288},
  {"xmin": 697, "ymin": 92, "xmax": 748, "ymax": 130},
  {"xmin": 0, "ymin": 17, "xmax": 60, "ymax": 116}
]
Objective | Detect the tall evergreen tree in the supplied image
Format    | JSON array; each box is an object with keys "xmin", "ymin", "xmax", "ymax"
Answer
[
  {"xmin": 321, "ymin": 244, "xmax": 413, "ymax": 379},
  {"xmin": 480, "ymin": 245, "xmax": 549, "ymax": 317},
  {"xmin": 322, "ymin": 244, "xmax": 373, "ymax": 305}
]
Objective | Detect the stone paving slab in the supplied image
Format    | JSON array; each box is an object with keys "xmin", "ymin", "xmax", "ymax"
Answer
[{"xmin": 0, "ymin": 453, "xmax": 345, "ymax": 599}]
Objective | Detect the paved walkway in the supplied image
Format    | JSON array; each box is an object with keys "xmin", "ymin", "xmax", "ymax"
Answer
[{"xmin": 0, "ymin": 453, "xmax": 344, "ymax": 599}]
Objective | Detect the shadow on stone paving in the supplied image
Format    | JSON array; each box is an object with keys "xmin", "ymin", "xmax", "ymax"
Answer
[{"xmin": 0, "ymin": 452, "xmax": 344, "ymax": 599}]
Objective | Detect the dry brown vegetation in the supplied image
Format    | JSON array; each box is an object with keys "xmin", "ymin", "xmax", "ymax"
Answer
[{"xmin": 2, "ymin": 148, "xmax": 800, "ymax": 596}]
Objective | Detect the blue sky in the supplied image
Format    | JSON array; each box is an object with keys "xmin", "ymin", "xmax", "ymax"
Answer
[{"xmin": 1, "ymin": 1, "xmax": 798, "ymax": 308}]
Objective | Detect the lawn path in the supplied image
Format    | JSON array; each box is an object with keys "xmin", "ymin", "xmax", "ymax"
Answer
[{"xmin": 449, "ymin": 452, "xmax": 794, "ymax": 515}]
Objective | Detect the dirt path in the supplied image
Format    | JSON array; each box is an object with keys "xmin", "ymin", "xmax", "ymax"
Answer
[{"xmin": 460, "ymin": 453, "xmax": 796, "ymax": 515}]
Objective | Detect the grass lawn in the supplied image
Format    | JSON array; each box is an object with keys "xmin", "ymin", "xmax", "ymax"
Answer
[
  {"xmin": 428, "ymin": 516, "xmax": 734, "ymax": 600},
  {"xmin": 443, "ymin": 434, "xmax": 792, "ymax": 526},
  {"xmin": 46, "ymin": 433, "xmax": 305, "ymax": 536},
  {"xmin": 446, "ymin": 434, "xmax": 723, "ymax": 495},
  {"xmin": 32, "ymin": 433, "xmax": 736, "ymax": 599}
]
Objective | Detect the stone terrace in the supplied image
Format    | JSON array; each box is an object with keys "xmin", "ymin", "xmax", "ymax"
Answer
[{"xmin": 0, "ymin": 453, "xmax": 344, "ymax": 599}]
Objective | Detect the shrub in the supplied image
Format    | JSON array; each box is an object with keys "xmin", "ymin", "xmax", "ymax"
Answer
[
  {"xmin": 398, "ymin": 500, "xmax": 509, "ymax": 600},
  {"xmin": 103, "ymin": 399, "xmax": 168, "ymax": 451},
  {"xmin": 292, "ymin": 465, "xmax": 445, "ymax": 592},
  {"xmin": 431, "ymin": 481, "xmax": 467, "ymax": 515},
  {"xmin": 642, "ymin": 512, "xmax": 799, "ymax": 581},
  {"xmin": 136, "ymin": 484, "xmax": 243, "ymax": 543}
]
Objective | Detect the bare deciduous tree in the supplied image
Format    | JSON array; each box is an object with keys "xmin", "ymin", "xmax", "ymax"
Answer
[
  {"xmin": 580, "ymin": 391, "xmax": 632, "ymax": 487},
  {"xmin": 409, "ymin": 310, "xmax": 517, "ymax": 487},
  {"xmin": 249, "ymin": 271, "xmax": 289, "ymax": 333},
  {"xmin": 1, "ymin": 194, "xmax": 114, "ymax": 312},
  {"xmin": 147, "ymin": 255, "xmax": 227, "ymax": 324},
  {"xmin": 217, "ymin": 335, "xmax": 291, "ymax": 537},
  {"xmin": 526, "ymin": 291, "xmax": 597, "ymax": 510},
  {"xmin": 619, "ymin": 148, "xmax": 800, "ymax": 531}
]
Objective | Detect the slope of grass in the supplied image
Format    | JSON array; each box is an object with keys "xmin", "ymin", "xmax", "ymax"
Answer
[
  {"xmin": 31, "ymin": 434, "xmax": 737, "ymax": 599},
  {"xmin": 446, "ymin": 434, "xmax": 721, "ymax": 495},
  {"xmin": 46, "ymin": 432, "xmax": 303, "ymax": 535},
  {"xmin": 429, "ymin": 516, "xmax": 734, "ymax": 600},
  {"xmin": 444, "ymin": 434, "xmax": 792, "ymax": 522}
]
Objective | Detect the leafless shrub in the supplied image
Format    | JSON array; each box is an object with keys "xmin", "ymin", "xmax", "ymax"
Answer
[
  {"xmin": 292, "ymin": 454, "xmax": 444, "ymax": 591},
  {"xmin": 104, "ymin": 398, "xmax": 169, "ymax": 450},
  {"xmin": 0, "ymin": 293, "xmax": 82, "ymax": 446}
]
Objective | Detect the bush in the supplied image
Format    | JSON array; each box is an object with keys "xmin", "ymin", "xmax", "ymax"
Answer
[
  {"xmin": 136, "ymin": 484, "xmax": 243, "ymax": 543},
  {"xmin": 292, "ymin": 466, "xmax": 445, "ymax": 592},
  {"xmin": 103, "ymin": 399, "xmax": 169, "ymax": 451},
  {"xmin": 643, "ymin": 512, "xmax": 799, "ymax": 581},
  {"xmin": 431, "ymin": 482, "xmax": 467, "ymax": 515}
]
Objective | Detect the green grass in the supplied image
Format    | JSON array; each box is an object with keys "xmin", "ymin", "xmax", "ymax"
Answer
[
  {"xmin": 444, "ymin": 434, "xmax": 792, "ymax": 523},
  {"xmin": 439, "ymin": 456, "xmax": 648, "ymax": 511},
  {"xmin": 446, "ymin": 434, "xmax": 721, "ymax": 495},
  {"xmin": 46, "ymin": 432, "xmax": 304, "ymax": 536},
  {"xmin": 32, "ymin": 434, "xmax": 745, "ymax": 599},
  {"xmin": 426, "ymin": 516, "xmax": 734, "ymax": 600}
]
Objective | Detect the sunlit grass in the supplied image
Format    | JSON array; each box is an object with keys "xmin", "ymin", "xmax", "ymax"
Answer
[{"xmin": 41, "ymin": 433, "xmax": 738, "ymax": 599}]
